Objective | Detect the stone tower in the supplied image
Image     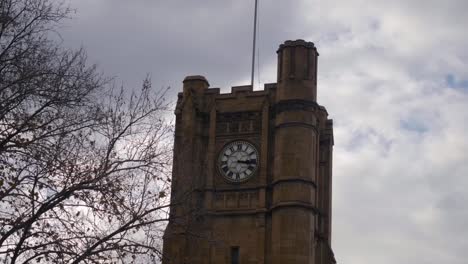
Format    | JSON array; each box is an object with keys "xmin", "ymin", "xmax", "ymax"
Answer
[{"xmin": 163, "ymin": 40, "xmax": 336, "ymax": 264}]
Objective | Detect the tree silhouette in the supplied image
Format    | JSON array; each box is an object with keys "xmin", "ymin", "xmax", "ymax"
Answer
[{"xmin": 0, "ymin": 1, "xmax": 173, "ymax": 263}]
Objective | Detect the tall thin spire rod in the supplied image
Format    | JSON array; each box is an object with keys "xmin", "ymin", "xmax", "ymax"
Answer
[{"xmin": 250, "ymin": 0, "xmax": 258, "ymax": 88}]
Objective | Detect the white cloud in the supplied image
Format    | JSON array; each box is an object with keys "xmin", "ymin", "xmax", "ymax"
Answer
[
  {"xmin": 60, "ymin": 0, "xmax": 468, "ymax": 263},
  {"xmin": 309, "ymin": 1, "xmax": 468, "ymax": 263}
]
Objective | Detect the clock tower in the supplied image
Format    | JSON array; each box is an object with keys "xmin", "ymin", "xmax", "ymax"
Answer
[{"xmin": 163, "ymin": 40, "xmax": 336, "ymax": 264}]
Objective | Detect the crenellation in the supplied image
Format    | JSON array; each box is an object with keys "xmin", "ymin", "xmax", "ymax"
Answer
[
  {"xmin": 231, "ymin": 85, "xmax": 253, "ymax": 93},
  {"xmin": 213, "ymin": 85, "xmax": 275, "ymax": 99},
  {"xmin": 178, "ymin": 81, "xmax": 277, "ymax": 101}
]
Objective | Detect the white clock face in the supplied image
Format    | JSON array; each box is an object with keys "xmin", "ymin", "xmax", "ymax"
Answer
[{"xmin": 218, "ymin": 141, "xmax": 259, "ymax": 182}]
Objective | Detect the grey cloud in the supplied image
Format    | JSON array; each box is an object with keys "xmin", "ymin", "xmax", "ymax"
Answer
[
  {"xmin": 61, "ymin": 0, "xmax": 305, "ymax": 95},
  {"xmin": 59, "ymin": 1, "xmax": 468, "ymax": 263}
]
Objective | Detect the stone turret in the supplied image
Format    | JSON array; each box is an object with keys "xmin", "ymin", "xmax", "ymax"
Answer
[
  {"xmin": 183, "ymin": 75, "xmax": 209, "ymax": 96},
  {"xmin": 277, "ymin": 39, "xmax": 319, "ymax": 101},
  {"xmin": 271, "ymin": 40, "xmax": 322, "ymax": 263}
]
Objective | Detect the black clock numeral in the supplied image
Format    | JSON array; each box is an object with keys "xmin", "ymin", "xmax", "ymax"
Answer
[
  {"xmin": 248, "ymin": 165, "xmax": 255, "ymax": 171},
  {"xmin": 230, "ymin": 147, "xmax": 235, "ymax": 153},
  {"xmin": 222, "ymin": 166, "xmax": 229, "ymax": 173},
  {"xmin": 237, "ymin": 144, "xmax": 242, "ymax": 150}
]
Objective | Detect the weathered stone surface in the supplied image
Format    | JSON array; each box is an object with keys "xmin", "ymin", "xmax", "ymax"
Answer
[{"xmin": 163, "ymin": 40, "xmax": 336, "ymax": 264}]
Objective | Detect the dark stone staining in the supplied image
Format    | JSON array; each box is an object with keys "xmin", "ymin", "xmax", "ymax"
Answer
[
  {"xmin": 216, "ymin": 112, "xmax": 262, "ymax": 135},
  {"xmin": 275, "ymin": 99, "xmax": 320, "ymax": 114},
  {"xmin": 289, "ymin": 46, "xmax": 296, "ymax": 79},
  {"xmin": 306, "ymin": 48, "xmax": 312, "ymax": 80},
  {"xmin": 314, "ymin": 55, "xmax": 318, "ymax": 85},
  {"xmin": 278, "ymin": 51, "xmax": 283, "ymax": 82},
  {"xmin": 216, "ymin": 123, "xmax": 227, "ymax": 134}
]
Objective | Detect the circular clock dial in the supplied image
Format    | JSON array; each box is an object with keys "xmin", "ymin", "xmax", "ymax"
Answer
[{"xmin": 218, "ymin": 141, "xmax": 259, "ymax": 182}]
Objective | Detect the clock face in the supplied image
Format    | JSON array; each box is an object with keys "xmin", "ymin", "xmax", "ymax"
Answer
[{"xmin": 218, "ymin": 141, "xmax": 259, "ymax": 182}]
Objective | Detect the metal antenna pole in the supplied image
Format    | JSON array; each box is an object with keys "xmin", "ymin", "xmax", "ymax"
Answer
[{"xmin": 250, "ymin": 0, "xmax": 258, "ymax": 88}]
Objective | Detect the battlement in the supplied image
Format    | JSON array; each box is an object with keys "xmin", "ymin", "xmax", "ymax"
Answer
[
  {"xmin": 181, "ymin": 77, "xmax": 277, "ymax": 99},
  {"xmin": 207, "ymin": 83, "xmax": 276, "ymax": 99}
]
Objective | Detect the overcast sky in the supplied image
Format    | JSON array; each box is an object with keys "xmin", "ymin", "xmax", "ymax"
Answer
[{"xmin": 59, "ymin": 1, "xmax": 468, "ymax": 263}]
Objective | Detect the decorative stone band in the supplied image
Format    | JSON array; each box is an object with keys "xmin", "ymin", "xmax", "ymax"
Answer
[
  {"xmin": 205, "ymin": 202, "xmax": 320, "ymax": 216},
  {"xmin": 275, "ymin": 121, "xmax": 318, "ymax": 133},
  {"xmin": 271, "ymin": 178, "xmax": 317, "ymax": 189},
  {"xmin": 270, "ymin": 201, "xmax": 319, "ymax": 215},
  {"xmin": 196, "ymin": 186, "xmax": 268, "ymax": 193},
  {"xmin": 197, "ymin": 177, "xmax": 317, "ymax": 193},
  {"xmin": 275, "ymin": 99, "xmax": 322, "ymax": 114},
  {"xmin": 206, "ymin": 208, "xmax": 268, "ymax": 216}
]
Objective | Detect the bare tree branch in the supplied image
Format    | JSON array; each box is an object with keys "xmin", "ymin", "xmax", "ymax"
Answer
[{"xmin": 0, "ymin": 1, "xmax": 175, "ymax": 263}]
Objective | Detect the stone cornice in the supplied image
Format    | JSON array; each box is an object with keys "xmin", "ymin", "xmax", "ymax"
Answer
[{"xmin": 277, "ymin": 39, "xmax": 318, "ymax": 54}]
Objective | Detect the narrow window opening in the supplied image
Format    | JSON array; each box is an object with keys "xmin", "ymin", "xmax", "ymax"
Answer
[{"xmin": 231, "ymin": 246, "xmax": 240, "ymax": 264}]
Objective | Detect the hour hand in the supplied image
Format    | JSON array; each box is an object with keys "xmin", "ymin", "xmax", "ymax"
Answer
[{"xmin": 238, "ymin": 160, "xmax": 253, "ymax": 164}]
